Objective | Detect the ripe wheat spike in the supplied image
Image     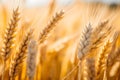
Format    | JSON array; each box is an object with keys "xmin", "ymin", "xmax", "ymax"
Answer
[{"xmin": 39, "ymin": 10, "xmax": 64, "ymax": 44}]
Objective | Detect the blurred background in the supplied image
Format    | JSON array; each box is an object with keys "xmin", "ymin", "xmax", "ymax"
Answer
[{"xmin": 1, "ymin": 0, "xmax": 120, "ymax": 7}]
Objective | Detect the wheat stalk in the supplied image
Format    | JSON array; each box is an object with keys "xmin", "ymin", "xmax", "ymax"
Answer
[
  {"xmin": 62, "ymin": 23, "xmax": 92, "ymax": 80},
  {"xmin": 9, "ymin": 29, "xmax": 33, "ymax": 79}
]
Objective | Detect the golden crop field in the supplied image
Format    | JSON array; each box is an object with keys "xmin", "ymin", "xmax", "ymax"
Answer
[{"xmin": 0, "ymin": 0, "xmax": 120, "ymax": 80}]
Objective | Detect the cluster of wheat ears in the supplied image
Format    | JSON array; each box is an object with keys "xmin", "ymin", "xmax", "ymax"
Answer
[{"xmin": 0, "ymin": 0, "xmax": 120, "ymax": 80}]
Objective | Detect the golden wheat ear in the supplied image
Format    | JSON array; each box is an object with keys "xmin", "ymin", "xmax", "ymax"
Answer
[
  {"xmin": 27, "ymin": 39, "xmax": 38, "ymax": 80},
  {"xmin": 1, "ymin": 7, "xmax": 20, "ymax": 60},
  {"xmin": 107, "ymin": 31, "xmax": 120, "ymax": 67},
  {"xmin": 96, "ymin": 40, "xmax": 112, "ymax": 80},
  {"xmin": 78, "ymin": 23, "xmax": 92, "ymax": 60},
  {"xmin": 39, "ymin": 9, "xmax": 64, "ymax": 44},
  {"xmin": 9, "ymin": 29, "xmax": 33, "ymax": 79},
  {"xmin": 91, "ymin": 20, "xmax": 112, "ymax": 50},
  {"xmin": 106, "ymin": 47, "xmax": 120, "ymax": 80}
]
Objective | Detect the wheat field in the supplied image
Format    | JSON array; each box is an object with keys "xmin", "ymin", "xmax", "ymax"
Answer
[{"xmin": 0, "ymin": 0, "xmax": 120, "ymax": 80}]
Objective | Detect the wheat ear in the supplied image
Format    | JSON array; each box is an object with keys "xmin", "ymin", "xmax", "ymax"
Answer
[
  {"xmin": 39, "ymin": 10, "xmax": 64, "ymax": 44},
  {"xmin": 92, "ymin": 20, "xmax": 108, "ymax": 37},
  {"xmin": 27, "ymin": 40, "xmax": 38, "ymax": 80},
  {"xmin": 91, "ymin": 20, "xmax": 111, "ymax": 50},
  {"xmin": 107, "ymin": 32, "xmax": 119, "ymax": 67},
  {"xmin": 78, "ymin": 23, "xmax": 92, "ymax": 60},
  {"xmin": 96, "ymin": 40, "xmax": 112, "ymax": 80},
  {"xmin": 1, "ymin": 7, "xmax": 20, "ymax": 60},
  {"xmin": 9, "ymin": 29, "xmax": 33, "ymax": 79}
]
